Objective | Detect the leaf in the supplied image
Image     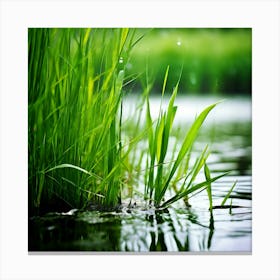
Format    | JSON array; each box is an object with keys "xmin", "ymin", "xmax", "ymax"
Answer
[
  {"xmin": 186, "ymin": 145, "xmax": 209, "ymax": 190},
  {"xmin": 161, "ymin": 171, "xmax": 229, "ymax": 208},
  {"xmin": 161, "ymin": 66, "xmax": 170, "ymax": 97},
  {"xmin": 82, "ymin": 28, "xmax": 91, "ymax": 47},
  {"xmin": 156, "ymin": 113, "xmax": 165, "ymax": 162},
  {"xmin": 204, "ymin": 163, "xmax": 213, "ymax": 211},
  {"xmin": 119, "ymin": 28, "xmax": 129, "ymax": 54},
  {"xmin": 46, "ymin": 163, "xmax": 98, "ymax": 177},
  {"xmin": 116, "ymin": 70, "xmax": 125, "ymax": 94},
  {"xmin": 221, "ymin": 180, "xmax": 237, "ymax": 206}
]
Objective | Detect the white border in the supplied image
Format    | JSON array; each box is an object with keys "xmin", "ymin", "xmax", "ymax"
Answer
[{"xmin": 1, "ymin": 0, "xmax": 279, "ymax": 279}]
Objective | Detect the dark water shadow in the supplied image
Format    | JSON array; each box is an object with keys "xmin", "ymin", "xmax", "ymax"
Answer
[
  {"xmin": 29, "ymin": 206, "xmax": 217, "ymax": 252},
  {"xmin": 29, "ymin": 212, "xmax": 122, "ymax": 251}
]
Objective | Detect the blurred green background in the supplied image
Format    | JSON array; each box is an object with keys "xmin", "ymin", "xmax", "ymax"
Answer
[{"xmin": 125, "ymin": 28, "xmax": 251, "ymax": 95}]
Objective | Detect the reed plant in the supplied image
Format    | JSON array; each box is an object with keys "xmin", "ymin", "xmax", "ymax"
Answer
[
  {"xmin": 144, "ymin": 67, "xmax": 227, "ymax": 208},
  {"xmin": 28, "ymin": 28, "xmax": 140, "ymax": 213},
  {"xmin": 29, "ymin": 28, "xmax": 229, "ymax": 214}
]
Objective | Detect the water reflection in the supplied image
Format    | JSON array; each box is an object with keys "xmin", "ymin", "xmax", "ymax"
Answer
[
  {"xmin": 29, "ymin": 196, "xmax": 251, "ymax": 252},
  {"xmin": 119, "ymin": 207, "xmax": 219, "ymax": 252}
]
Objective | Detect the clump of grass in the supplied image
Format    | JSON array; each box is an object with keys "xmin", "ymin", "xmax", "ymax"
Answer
[
  {"xmin": 144, "ymin": 67, "xmax": 227, "ymax": 208},
  {"xmin": 29, "ymin": 28, "xmax": 230, "ymax": 215},
  {"xmin": 28, "ymin": 28, "xmax": 141, "ymax": 213}
]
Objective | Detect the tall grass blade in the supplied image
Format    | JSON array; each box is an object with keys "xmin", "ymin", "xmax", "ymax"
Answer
[
  {"xmin": 221, "ymin": 180, "xmax": 237, "ymax": 206},
  {"xmin": 161, "ymin": 65, "xmax": 169, "ymax": 97},
  {"xmin": 204, "ymin": 163, "xmax": 213, "ymax": 211}
]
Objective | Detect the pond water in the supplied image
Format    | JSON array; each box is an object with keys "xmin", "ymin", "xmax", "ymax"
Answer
[{"xmin": 29, "ymin": 95, "xmax": 252, "ymax": 253}]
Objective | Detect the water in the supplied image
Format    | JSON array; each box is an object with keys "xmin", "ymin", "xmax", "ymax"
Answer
[{"xmin": 29, "ymin": 95, "xmax": 252, "ymax": 252}]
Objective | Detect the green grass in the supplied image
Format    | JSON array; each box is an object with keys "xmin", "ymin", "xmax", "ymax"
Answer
[
  {"xmin": 28, "ymin": 28, "xmax": 138, "ymax": 212},
  {"xmin": 29, "ymin": 28, "xmax": 232, "ymax": 215},
  {"xmin": 221, "ymin": 180, "xmax": 237, "ymax": 206},
  {"xmin": 143, "ymin": 68, "xmax": 228, "ymax": 208}
]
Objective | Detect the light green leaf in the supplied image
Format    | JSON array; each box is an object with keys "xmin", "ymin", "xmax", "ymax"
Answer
[
  {"xmin": 204, "ymin": 163, "xmax": 213, "ymax": 211},
  {"xmin": 221, "ymin": 180, "xmax": 237, "ymax": 206}
]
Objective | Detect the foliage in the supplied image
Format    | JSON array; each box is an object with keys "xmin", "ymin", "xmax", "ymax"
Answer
[
  {"xmin": 29, "ymin": 28, "xmax": 230, "ymax": 214},
  {"xmin": 29, "ymin": 28, "xmax": 138, "ymax": 212}
]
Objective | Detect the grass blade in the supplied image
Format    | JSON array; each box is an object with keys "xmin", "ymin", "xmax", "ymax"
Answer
[
  {"xmin": 46, "ymin": 163, "xmax": 93, "ymax": 176},
  {"xmin": 221, "ymin": 180, "xmax": 237, "ymax": 206},
  {"xmin": 161, "ymin": 171, "xmax": 230, "ymax": 208},
  {"xmin": 204, "ymin": 163, "xmax": 213, "ymax": 211},
  {"xmin": 161, "ymin": 65, "xmax": 169, "ymax": 97}
]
